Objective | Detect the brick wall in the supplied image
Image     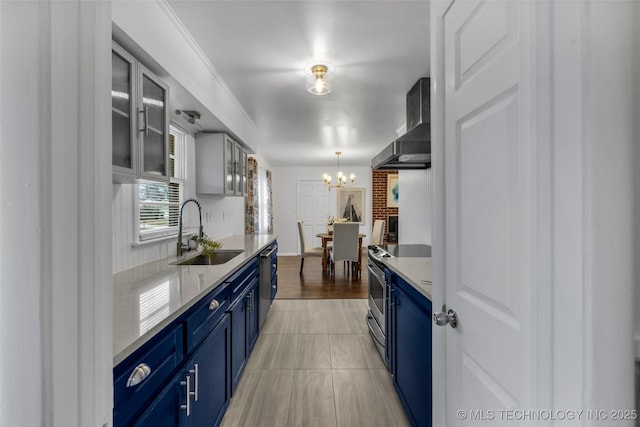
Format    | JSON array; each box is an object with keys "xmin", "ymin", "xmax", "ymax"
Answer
[{"xmin": 371, "ymin": 170, "xmax": 398, "ymax": 243}]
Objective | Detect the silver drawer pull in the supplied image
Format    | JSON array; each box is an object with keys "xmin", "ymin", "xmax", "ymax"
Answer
[
  {"xmin": 180, "ymin": 375, "xmax": 191, "ymax": 416},
  {"xmin": 126, "ymin": 363, "xmax": 151, "ymax": 387},
  {"xmin": 208, "ymin": 299, "xmax": 220, "ymax": 310}
]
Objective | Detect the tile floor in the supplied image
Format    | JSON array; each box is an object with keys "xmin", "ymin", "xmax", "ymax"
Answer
[{"xmin": 220, "ymin": 299, "xmax": 410, "ymax": 427}]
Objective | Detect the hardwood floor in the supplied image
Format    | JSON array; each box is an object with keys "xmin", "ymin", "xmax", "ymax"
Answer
[{"xmin": 276, "ymin": 255, "xmax": 368, "ymax": 299}]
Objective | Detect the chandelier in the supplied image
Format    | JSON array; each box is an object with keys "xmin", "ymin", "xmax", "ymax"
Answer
[{"xmin": 322, "ymin": 151, "xmax": 355, "ymax": 188}]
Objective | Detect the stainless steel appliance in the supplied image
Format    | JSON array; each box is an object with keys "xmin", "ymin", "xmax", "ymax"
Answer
[
  {"xmin": 259, "ymin": 244, "xmax": 277, "ymax": 329},
  {"xmin": 372, "ymin": 78, "xmax": 431, "ymax": 170},
  {"xmin": 366, "ymin": 244, "xmax": 431, "ymax": 365}
]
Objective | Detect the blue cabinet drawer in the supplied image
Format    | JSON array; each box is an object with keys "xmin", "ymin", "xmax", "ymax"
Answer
[
  {"xmin": 185, "ymin": 284, "xmax": 229, "ymax": 353},
  {"xmin": 114, "ymin": 325, "xmax": 184, "ymax": 426},
  {"xmin": 228, "ymin": 257, "xmax": 259, "ymax": 303}
]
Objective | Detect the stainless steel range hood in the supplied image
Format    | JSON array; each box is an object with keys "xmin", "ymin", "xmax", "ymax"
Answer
[{"xmin": 372, "ymin": 78, "xmax": 431, "ymax": 170}]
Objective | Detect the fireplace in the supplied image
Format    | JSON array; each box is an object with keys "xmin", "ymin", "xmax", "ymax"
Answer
[{"xmin": 387, "ymin": 215, "xmax": 398, "ymax": 243}]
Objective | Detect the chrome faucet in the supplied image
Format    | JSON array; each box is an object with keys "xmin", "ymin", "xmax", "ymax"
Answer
[{"xmin": 177, "ymin": 198, "xmax": 203, "ymax": 257}]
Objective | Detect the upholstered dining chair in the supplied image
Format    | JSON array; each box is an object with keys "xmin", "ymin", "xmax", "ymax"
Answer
[
  {"xmin": 329, "ymin": 222, "xmax": 360, "ymax": 279},
  {"xmin": 297, "ymin": 220, "xmax": 323, "ymax": 275},
  {"xmin": 370, "ymin": 220, "xmax": 385, "ymax": 246}
]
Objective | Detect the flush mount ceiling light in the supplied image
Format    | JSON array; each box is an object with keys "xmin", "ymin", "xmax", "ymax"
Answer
[
  {"xmin": 306, "ymin": 64, "xmax": 333, "ymax": 95},
  {"xmin": 323, "ymin": 151, "xmax": 355, "ymax": 188}
]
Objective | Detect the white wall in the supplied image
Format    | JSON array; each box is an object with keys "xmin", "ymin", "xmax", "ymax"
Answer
[
  {"xmin": 113, "ymin": 132, "xmax": 246, "ymax": 273},
  {"xmin": 1, "ymin": 2, "xmax": 112, "ymax": 426},
  {"xmin": 398, "ymin": 169, "xmax": 432, "ymax": 245},
  {"xmin": 273, "ymin": 165, "xmax": 372, "ymax": 255},
  {"xmin": 585, "ymin": 0, "xmax": 637, "ymax": 410}
]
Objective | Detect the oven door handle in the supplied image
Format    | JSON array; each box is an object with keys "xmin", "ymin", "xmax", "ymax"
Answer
[
  {"xmin": 367, "ymin": 263, "xmax": 386, "ymax": 285},
  {"xmin": 366, "ymin": 313, "xmax": 385, "ymax": 348}
]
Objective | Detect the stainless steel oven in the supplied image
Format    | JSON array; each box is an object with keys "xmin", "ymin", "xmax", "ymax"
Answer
[
  {"xmin": 366, "ymin": 244, "xmax": 431, "ymax": 366},
  {"xmin": 367, "ymin": 245, "xmax": 392, "ymax": 364}
]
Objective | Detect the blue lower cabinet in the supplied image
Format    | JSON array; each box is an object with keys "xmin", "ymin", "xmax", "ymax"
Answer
[
  {"xmin": 229, "ymin": 290, "xmax": 248, "ymax": 393},
  {"xmin": 115, "ymin": 251, "xmax": 268, "ymax": 427},
  {"xmin": 390, "ymin": 275, "xmax": 432, "ymax": 427},
  {"xmin": 188, "ymin": 314, "xmax": 231, "ymax": 427},
  {"xmin": 113, "ymin": 326, "xmax": 184, "ymax": 426},
  {"xmin": 132, "ymin": 370, "xmax": 187, "ymax": 427},
  {"xmin": 229, "ymin": 276, "xmax": 260, "ymax": 394},
  {"xmin": 133, "ymin": 314, "xmax": 231, "ymax": 427}
]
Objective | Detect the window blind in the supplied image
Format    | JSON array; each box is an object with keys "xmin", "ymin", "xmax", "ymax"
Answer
[{"xmin": 138, "ymin": 124, "xmax": 186, "ymax": 241}]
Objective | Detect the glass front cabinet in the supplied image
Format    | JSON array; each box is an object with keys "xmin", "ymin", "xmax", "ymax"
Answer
[
  {"xmin": 112, "ymin": 42, "xmax": 169, "ymax": 183},
  {"xmin": 195, "ymin": 133, "xmax": 248, "ymax": 197}
]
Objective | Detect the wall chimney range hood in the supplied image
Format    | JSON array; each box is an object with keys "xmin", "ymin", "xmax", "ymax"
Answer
[{"xmin": 372, "ymin": 78, "xmax": 431, "ymax": 170}]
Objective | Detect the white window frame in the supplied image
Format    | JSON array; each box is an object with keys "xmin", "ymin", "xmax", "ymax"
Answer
[{"xmin": 134, "ymin": 123, "xmax": 187, "ymax": 242}]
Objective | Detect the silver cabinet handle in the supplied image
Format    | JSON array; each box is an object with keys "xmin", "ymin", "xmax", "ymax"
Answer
[
  {"xmin": 209, "ymin": 299, "xmax": 220, "ymax": 310},
  {"xmin": 433, "ymin": 304, "xmax": 458, "ymax": 328},
  {"xmin": 180, "ymin": 375, "xmax": 191, "ymax": 416},
  {"xmin": 144, "ymin": 106, "xmax": 149, "ymax": 136},
  {"xmin": 389, "ymin": 287, "xmax": 396, "ymax": 307},
  {"xmin": 189, "ymin": 364, "xmax": 199, "ymax": 401},
  {"xmin": 138, "ymin": 109, "xmax": 145, "ymax": 133},
  {"xmin": 126, "ymin": 363, "xmax": 151, "ymax": 387}
]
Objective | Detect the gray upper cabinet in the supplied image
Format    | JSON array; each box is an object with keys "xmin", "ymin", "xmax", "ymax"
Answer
[
  {"xmin": 196, "ymin": 133, "xmax": 247, "ymax": 196},
  {"xmin": 112, "ymin": 41, "xmax": 169, "ymax": 183}
]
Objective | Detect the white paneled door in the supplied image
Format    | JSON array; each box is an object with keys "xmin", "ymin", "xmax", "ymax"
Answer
[
  {"xmin": 297, "ymin": 180, "xmax": 330, "ymax": 252},
  {"xmin": 436, "ymin": 0, "xmax": 537, "ymax": 424}
]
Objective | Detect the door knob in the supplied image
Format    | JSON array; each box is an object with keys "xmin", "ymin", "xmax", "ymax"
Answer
[{"xmin": 433, "ymin": 305, "xmax": 458, "ymax": 328}]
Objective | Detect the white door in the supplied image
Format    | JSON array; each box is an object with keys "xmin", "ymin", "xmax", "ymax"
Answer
[
  {"xmin": 297, "ymin": 180, "xmax": 330, "ymax": 251},
  {"xmin": 434, "ymin": 0, "xmax": 538, "ymax": 424}
]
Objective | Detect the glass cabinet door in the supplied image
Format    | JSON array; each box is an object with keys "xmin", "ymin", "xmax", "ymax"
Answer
[
  {"xmin": 233, "ymin": 143, "xmax": 242, "ymax": 195},
  {"xmin": 112, "ymin": 45, "xmax": 136, "ymax": 175},
  {"xmin": 240, "ymin": 149, "xmax": 248, "ymax": 196},
  {"xmin": 139, "ymin": 65, "xmax": 169, "ymax": 180},
  {"xmin": 224, "ymin": 136, "xmax": 235, "ymax": 195}
]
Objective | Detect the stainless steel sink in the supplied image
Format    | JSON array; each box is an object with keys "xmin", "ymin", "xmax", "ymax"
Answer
[{"xmin": 172, "ymin": 250, "xmax": 244, "ymax": 266}]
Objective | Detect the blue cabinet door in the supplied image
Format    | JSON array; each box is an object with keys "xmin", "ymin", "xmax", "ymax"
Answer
[
  {"xmin": 189, "ymin": 314, "xmax": 231, "ymax": 427},
  {"xmin": 229, "ymin": 293, "xmax": 247, "ymax": 394},
  {"xmin": 392, "ymin": 277, "xmax": 432, "ymax": 427},
  {"xmin": 132, "ymin": 369, "xmax": 187, "ymax": 427}
]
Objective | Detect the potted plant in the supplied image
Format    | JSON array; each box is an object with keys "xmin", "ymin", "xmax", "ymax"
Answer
[
  {"xmin": 194, "ymin": 233, "xmax": 222, "ymax": 264},
  {"xmin": 327, "ymin": 216, "xmax": 348, "ymax": 234}
]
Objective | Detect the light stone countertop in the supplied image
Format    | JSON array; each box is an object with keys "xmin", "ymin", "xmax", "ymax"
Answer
[
  {"xmin": 382, "ymin": 257, "xmax": 432, "ymax": 300},
  {"xmin": 113, "ymin": 234, "xmax": 277, "ymax": 366}
]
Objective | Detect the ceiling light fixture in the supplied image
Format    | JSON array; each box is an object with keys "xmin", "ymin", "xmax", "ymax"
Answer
[
  {"xmin": 323, "ymin": 151, "xmax": 355, "ymax": 188},
  {"xmin": 306, "ymin": 64, "xmax": 333, "ymax": 95}
]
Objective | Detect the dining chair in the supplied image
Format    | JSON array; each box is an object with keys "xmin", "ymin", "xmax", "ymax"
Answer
[
  {"xmin": 297, "ymin": 220, "xmax": 323, "ymax": 275},
  {"xmin": 329, "ymin": 222, "xmax": 360, "ymax": 279},
  {"xmin": 371, "ymin": 219, "xmax": 385, "ymax": 246}
]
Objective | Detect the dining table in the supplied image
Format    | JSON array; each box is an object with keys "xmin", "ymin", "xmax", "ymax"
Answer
[{"xmin": 315, "ymin": 232, "xmax": 367, "ymax": 277}]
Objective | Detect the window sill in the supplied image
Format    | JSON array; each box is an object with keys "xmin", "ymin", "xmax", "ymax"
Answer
[{"xmin": 131, "ymin": 234, "xmax": 180, "ymax": 247}]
